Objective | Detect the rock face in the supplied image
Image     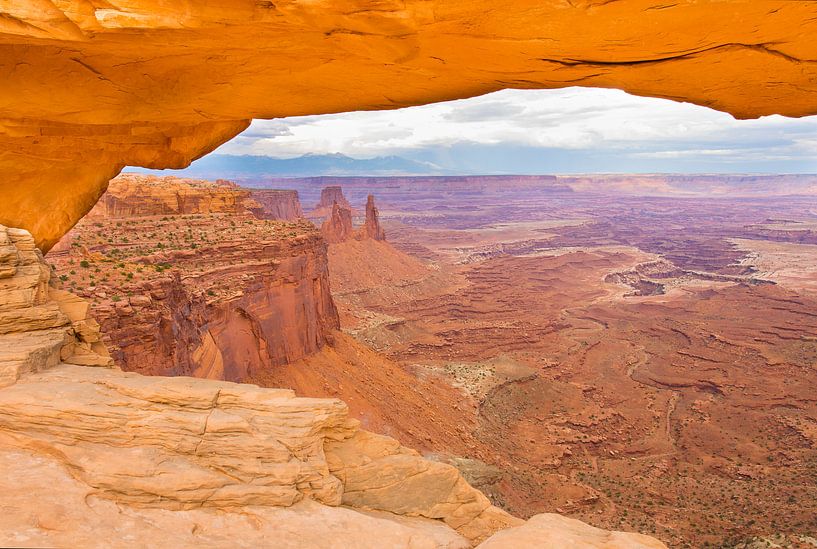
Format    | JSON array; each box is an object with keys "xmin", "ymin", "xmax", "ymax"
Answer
[
  {"xmin": 313, "ymin": 186, "xmax": 354, "ymax": 218},
  {"xmin": 0, "ymin": 225, "xmax": 112, "ymax": 387},
  {"xmin": 84, "ymin": 174, "xmax": 261, "ymax": 219},
  {"xmin": 358, "ymin": 194, "xmax": 386, "ymax": 242},
  {"xmin": 50, "ymin": 214, "xmax": 339, "ymax": 381},
  {"xmin": 0, "ymin": 360, "xmax": 519, "ymax": 546},
  {"xmin": 321, "ymin": 202, "xmax": 355, "ymax": 244},
  {"xmin": 250, "ymin": 189, "xmax": 305, "ymax": 221},
  {"xmin": 321, "ymin": 194, "xmax": 386, "ymax": 245},
  {"xmin": 4, "ymin": 2, "xmax": 817, "ymax": 249}
]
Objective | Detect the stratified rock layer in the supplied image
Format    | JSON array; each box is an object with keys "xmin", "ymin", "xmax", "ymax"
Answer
[
  {"xmin": 250, "ymin": 189, "xmax": 305, "ymax": 221},
  {"xmin": 84, "ymin": 174, "xmax": 261, "ymax": 219},
  {"xmin": 313, "ymin": 186, "xmax": 355, "ymax": 219},
  {"xmin": 0, "ymin": 361, "xmax": 518, "ymax": 544},
  {"xmin": 50, "ymin": 212, "xmax": 339, "ymax": 381},
  {"xmin": 321, "ymin": 202, "xmax": 355, "ymax": 244},
  {"xmin": 357, "ymin": 194, "xmax": 386, "ymax": 242},
  {"xmin": 3, "ymin": 1, "xmax": 817, "ymax": 249},
  {"xmin": 0, "ymin": 225, "xmax": 112, "ymax": 386}
]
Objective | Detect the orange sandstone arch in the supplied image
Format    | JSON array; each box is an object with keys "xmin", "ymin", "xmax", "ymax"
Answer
[{"xmin": 2, "ymin": 0, "xmax": 817, "ymax": 250}]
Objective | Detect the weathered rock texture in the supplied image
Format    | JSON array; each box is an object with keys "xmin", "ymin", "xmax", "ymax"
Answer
[
  {"xmin": 313, "ymin": 186, "xmax": 355, "ymax": 218},
  {"xmin": 0, "ymin": 360, "xmax": 519, "ymax": 545},
  {"xmin": 250, "ymin": 189, "xmax": 305, "ymax": 221},
  {"xmin": 84, "ymin": 174, "xmax": 261, "ymax": 220},
  {"xmin": 358, "ymin": 194, "xmax": 386, "ymax": 242},
  {"xmin": 50, "ymin": 211, "xmax": 339, "ymax": 381},
  {"xmin": 0, "ymin": 225, "xmax": 112, "ymax": 386},
  {"xmin": 3, "ymin": 1, "xmax": 817, "ymax": 249},
  {"xmin": 321, "ymin": 202, "xmax": 355, "ymax": 244}
]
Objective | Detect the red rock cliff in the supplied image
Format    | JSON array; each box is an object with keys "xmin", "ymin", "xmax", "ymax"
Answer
[
  {"xmin": 357, "ymin": 194, "xmax": 386, "ymax": 241},
  {"xmin": 95, "ymin": 231, "xmax": 336, "ymax": 381},
  {"xmin": 49, "ymin": 177, "xmax": 340, "ymax": 382},
  {"xmin": 249, "ymin": 189, "xmax": 304, "ymax": 221},
  {"xmin": 313, "ymin": 186, "xmax": 355, "ymax": 218},
  {"xmin": 321, "ymin": 202, "xmax": 355, "ymax": 244},
  {"xmin": 85, "ymin": 174, "xmax": 261, "ymax": 219}
]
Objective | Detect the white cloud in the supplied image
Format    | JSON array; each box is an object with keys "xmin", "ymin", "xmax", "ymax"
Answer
[{"xmin": 214, "ymin": 87, "xmax": 817, "ymax": 171}]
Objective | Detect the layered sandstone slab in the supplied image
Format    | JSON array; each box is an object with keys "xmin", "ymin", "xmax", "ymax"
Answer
[
  {"xmin": 0, "ymin": 225, "xmax": 111, "ymax": 386},
  {"xmin": 5, "ymin": 0, "xmax": 817, "ymax": 249},
  {"xmin": 0, "ymin": 360, "xmax": 519, "ymax": 543}
]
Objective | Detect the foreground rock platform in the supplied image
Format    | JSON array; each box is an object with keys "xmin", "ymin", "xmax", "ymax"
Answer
[
  {"xmin": 0, "ymin": 360, "xmax": 667, "ymax": 548},
  {"xmin": 0, "ymin": 363, "xmax": 515, "ymax": 541},
  {"xmin": 3, "ymin": 1, "xmax": 817, "ymax": 249}
]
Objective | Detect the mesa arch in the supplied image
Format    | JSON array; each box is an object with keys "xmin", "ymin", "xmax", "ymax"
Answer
[{"xmin": 2, "ymin": 0, "xmax": 817, "ymax": 250}]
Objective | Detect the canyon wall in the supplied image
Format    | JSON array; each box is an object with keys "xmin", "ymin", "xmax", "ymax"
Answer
[
  {"xmin": 250, "ymin": 189, "xmax": 305, "ymax": 220},
  {"xmin": 84, "ymin": 174, "xmax": 262, "ymax": 219},
  {"xmin": 99, "ymin": 233, "xmax": 339, "ymax": 381},
  {"xmin": 7, "ymin": 0, "xmax": 816, "ymax": 250},
  {"xmin": 50, "ymin": 177, "xmax": 339, "ymax": 381}
]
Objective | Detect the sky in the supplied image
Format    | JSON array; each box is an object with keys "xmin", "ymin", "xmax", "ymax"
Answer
[{"xmin": 205, "ymin": 87, "xmax": 817, "ymax": 174}]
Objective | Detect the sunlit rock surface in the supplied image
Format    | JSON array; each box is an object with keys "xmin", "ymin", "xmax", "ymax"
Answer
[
  {"xmin": 49, "ymin": 175, "xmax": 339, "ymax": 379},
  {"xmin": 476, "ymin": 514, "xmax": 668, "ymax": 549},
  {"xmin": 0, "ymin": 225, "xmax": 112, "ymax": 386},
  {"xmin": 3, "ymin": 0, "xmax": 817, "ymax": 249}
]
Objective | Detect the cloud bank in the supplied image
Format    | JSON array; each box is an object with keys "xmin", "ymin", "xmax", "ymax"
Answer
[{"xmin": 213, "ymin": 87, "xmax": 817, "ymax": 173}]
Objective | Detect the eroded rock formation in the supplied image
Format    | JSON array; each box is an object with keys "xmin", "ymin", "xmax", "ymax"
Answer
[
  {"xmin": 313, "ymin": 186, "xmax": 354, "ymax": 218},
  {"xmin": 84, "ymin": 174, "xmax": 261, "ymax": 219},
  {"xmin": 250, "ymin": 189, "xmax": 305, "ymax": 221},
  {"xmin": 4, "ymin": 1, "xmax": 817, "ymax": 249},
  {"xmin": 321, "ymin": 202, "xmax": 355, "ymax": 244},
  {"xmin": 358, "ymin": 194, "xmax": 386, "ymax": 242},
  {"xmin": 50, "ymin": 188, "xmax": 338, "ymax": 381},
  {"xmin": 321, "ymin": 193, "xmax": 386, "ymax": 244},
  {"xmin": 0, "ymin": 225, "xmax": 112, "ymax": 387}
]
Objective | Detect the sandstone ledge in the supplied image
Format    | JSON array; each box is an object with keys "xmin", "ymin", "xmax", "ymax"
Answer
[
  {"xmin": 0, "ymin": 362, "xmax": 518, "ymax": 545},
  {"xmin": 0, "ymin": 361, "xmax": 668, "ymax": 548}
]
